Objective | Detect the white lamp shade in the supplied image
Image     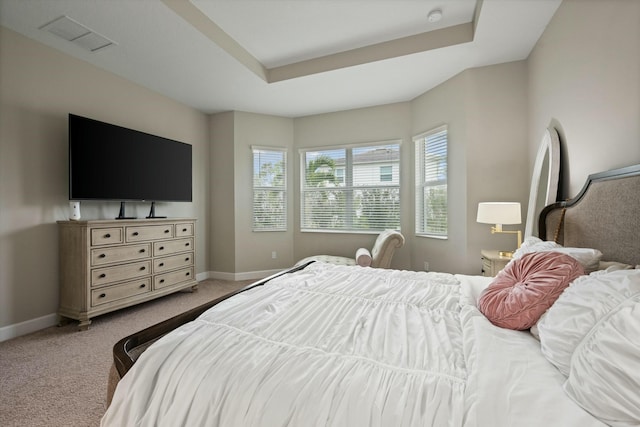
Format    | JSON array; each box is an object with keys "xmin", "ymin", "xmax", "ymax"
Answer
[{"xmin": 477, "ymin": 202, "xmax": 521, "ymax": 225}]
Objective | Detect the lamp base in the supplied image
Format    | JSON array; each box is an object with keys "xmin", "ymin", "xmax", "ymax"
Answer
[{"xmin": 498, "ymin": 250, "xmax": 514, "ymax": 258}]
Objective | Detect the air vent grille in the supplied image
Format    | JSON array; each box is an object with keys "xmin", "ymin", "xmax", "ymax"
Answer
[{"xmin": 39, "ymin": 15, "xmax": 115, "ymax": 52}]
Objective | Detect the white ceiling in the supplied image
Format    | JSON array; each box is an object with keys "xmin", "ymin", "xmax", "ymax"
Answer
[{"xmin": 0, "ymin": 0, "xmax": 561, "ymax": 118}]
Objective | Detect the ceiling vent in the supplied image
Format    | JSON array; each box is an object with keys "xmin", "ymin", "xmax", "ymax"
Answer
[{"xmin": 39, "ymin": 15, "xmax": 116, "ymax": 52}]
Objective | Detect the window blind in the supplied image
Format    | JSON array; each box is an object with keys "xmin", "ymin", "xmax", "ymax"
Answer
[
  {"xmin": 252, "ymin": 147, "xmax": 286, "ymax": 231},
  {"xmin": 300, "ymin": 142, "xmax": 400, "ymax": 232},
  {"xmin": 415, "ymin": 126, "xmax": 448, "ymax": 237}
]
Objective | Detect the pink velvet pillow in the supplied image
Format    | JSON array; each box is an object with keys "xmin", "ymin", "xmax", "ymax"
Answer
[{"xmin": 478, "ymin": 251, "xmax": 584, "ymax": 330}]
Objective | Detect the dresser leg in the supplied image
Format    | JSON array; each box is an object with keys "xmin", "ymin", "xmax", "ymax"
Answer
[
  {"xmin": 77, "ymin": 318, "xmax": 92, "ymax": 331},
  {"xmin": 57, "ymin": 315, "xmax": 71, "ymax": 327}
]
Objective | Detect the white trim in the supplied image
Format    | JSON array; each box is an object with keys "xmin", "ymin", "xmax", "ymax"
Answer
[
  {"xmin": 203, "ymin": 269, "xmax": 284, "ymax": 282},
  {"xmin": 0, "ymin": 271, "xmax": 278, "ymax": 342},
  {"xmin": 195, "ymin": 271, "xmax": 210, "ymax": 282},
  {"xmin": 0, "ymin": 313, "xmax": 58, "ymax": 342},
  {"xmin": 412, "ymin": 124, "xmax": 448, "ymax": 142},
  {"xmin": 251, "ymin": 145, "xmax": 287, "ymax": 153},
  {"xmin": 298, "ymin": 138, "xmax": 402, "ymax": 155}
]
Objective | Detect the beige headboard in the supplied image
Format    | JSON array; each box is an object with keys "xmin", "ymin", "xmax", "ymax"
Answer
[{"xmin": 540, "ymin": 164, "xmax": 640, "ymax": 267}]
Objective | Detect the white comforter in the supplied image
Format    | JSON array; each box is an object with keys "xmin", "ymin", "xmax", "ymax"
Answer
[{"xmin": 102, "ymin": 262, "xmax": 605, "ymax": 427}]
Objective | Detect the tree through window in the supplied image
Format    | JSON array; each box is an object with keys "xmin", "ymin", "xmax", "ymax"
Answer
[{"xmin": 300, "ymin": 142, "xmax": 400, "ymax": 232}]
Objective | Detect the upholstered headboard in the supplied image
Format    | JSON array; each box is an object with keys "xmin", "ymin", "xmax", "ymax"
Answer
[{"xmin": 539, "ymin": 164, "xmax": 640, "ymax": 267}]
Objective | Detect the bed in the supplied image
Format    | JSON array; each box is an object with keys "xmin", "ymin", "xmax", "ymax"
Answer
[{"xmin": 103, "ymin": 164, "xmax": 640, "ymax": 427}]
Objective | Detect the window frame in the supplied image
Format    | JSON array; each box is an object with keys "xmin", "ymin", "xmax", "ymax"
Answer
[
  {"xmin": 414, "ymin": 125, "xmax": 448, "ymax": 239},
  {"xmin": 299, "ymin": 140, "xmax": 401, "ymax": 234},
  {"xmin": 251, "ymin": 145, "xmax": 287, "ymax": 232}
]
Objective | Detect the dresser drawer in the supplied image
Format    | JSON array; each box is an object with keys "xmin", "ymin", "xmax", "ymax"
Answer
[
  {"xmin": 126, "ymin": 225, "xmax": 173, "ymax": 242},
  {"xmin": 91, "ymin": 260, "xmax": 151, "ymax": 287},
  {"xmin": 153, "ymin": 238, "xmax": 193, "ymax": 256},
  {"xmin": 91, "ymin": 278, "xmax": 151, "ymax": 306},
  {"xmin": 154, "ymin": 252, "xmax": 194, "ymax": 273},
  {"xmin": 91, "ymin": 244, "xmax": 151, "ymax": 266},
  {"xmin": 154, "ymin": 267, "xmax": 194, "ymax": 290},
  {"xmin": 175, "ymin": 223, "xmax": 194, "ymax": 237},
  {"xmin": 91, "ymin": 227, "xmax": 123, "ymax": 246}
]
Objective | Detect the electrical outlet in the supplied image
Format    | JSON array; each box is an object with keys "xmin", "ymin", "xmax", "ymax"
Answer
[
  {"xmin": 272, "ymin": 251, "xmax": 277, "ymax": 259},
  {"xmin": 423, "ymin": 261, "xmax": 429, "ymax": 271}
]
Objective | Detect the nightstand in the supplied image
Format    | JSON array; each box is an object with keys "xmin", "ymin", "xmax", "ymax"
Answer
[{"xmin": 480, "ymin": 249, "xmax": 511, "ymax": 277}]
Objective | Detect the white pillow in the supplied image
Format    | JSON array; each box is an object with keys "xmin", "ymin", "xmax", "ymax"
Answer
[
  {"xmin": 355, "ymin": 247, "xmax": 372, "ymax": 267},
  {"xmin": 538, "ymin": 269, "xmax": 640, "ymax": 425},
  {"xmin": 509, "ymin": 236, "xmax": 602, "ymax": 273},
  {"xmin": 511, "ymin": 236, "xmax": 562, "ymax": 260},
  {"xmin": 594, "ymin": 260, "xmax": 634, "ymax": 274}
]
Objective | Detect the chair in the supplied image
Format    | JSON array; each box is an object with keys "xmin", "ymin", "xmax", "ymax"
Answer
[{"xmin": 295, "ymin": 229, "xmax": 405, "ymax": 269}]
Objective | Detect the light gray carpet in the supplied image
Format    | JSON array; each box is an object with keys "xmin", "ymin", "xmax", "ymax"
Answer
[{"xmin": 0, "ymin": 279, "xmax": 252, "ymax": 427}]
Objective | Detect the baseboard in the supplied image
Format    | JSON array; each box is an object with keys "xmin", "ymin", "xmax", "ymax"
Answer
[
  {"xmin": 0, "ymin": 313, "xmax": 58, "ymax": 343},
  {"xmin": 1, "ymin": 270, "xmax": 282, "ymax": 342},
  {"xmin": 203, "ymin": 269, "xmax": 284, "ymax": 282}
]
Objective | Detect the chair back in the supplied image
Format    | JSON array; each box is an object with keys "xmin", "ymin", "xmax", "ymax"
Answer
[{"xmin": 370, "ymin": 230, "xmax": 405, "ymax": 268}]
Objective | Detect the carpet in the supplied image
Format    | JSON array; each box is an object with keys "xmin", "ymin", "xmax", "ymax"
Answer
[{"xmin": 0, "ymin": 279, "xmax": 251, "ymax": 427}]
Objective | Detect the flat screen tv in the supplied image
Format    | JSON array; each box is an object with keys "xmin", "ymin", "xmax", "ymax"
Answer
[{"xmin": 69, "ymin": 114, "xmax": 192, "ymax": 219}]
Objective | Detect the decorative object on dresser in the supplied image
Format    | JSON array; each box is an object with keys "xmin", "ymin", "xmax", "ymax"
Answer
[
  {"xmin": 58, "ymin": 218, "xmax": 197, "ymax": 330},
  {"xmin": 480, "ymin": 249, "xmax": 510, "ymax": 277},
  {"xmin": 69, "ymin": 201, "xmax": 81, "ymax": 220}
]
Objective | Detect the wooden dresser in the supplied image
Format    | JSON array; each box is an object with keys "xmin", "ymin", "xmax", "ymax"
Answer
[{"xmin": 58, "ymin": 218, "xmax": 197, "ymax": 330}]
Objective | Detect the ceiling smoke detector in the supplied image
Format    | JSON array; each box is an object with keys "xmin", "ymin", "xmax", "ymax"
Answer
[{"xmin": 427, "ymin": 9, "xmax": 443, "ymax": 23}]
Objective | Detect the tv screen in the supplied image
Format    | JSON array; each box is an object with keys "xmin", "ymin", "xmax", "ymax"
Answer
[{"xmin": 69, "ymin": 114, "xmax": 192, "ymax": 203}]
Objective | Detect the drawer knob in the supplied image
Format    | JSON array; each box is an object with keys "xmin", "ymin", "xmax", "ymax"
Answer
[
  {"xmin": 186, "ymin": 272, "xmax": 190, "ymax": 276},
  {"xmin": 164, "ymin": 229, "xmax": 170, "ymax": 233},
  {"xmin": 140, "ymin": 266, "xmax": 146, "ymax": 271},
  {"xmin": 185, "ymin": 243, "xmax": 190, "ymax": 247},
  {"xmin": 99, "ymin": 293, "xmax": 106, "ymax": 298},
  {"xmin": 140, "ymin": 249, "xmax": 146, "ymax": 253},
  {"xmin": 140, "ymin": 284, "xmax": 146, "ymax": 288},
  {"xmin": 160, "ymin": 279, "xmax": 165, "ymax": 283},
  {"xmin": 104, "ymin": 233, "xmax": 111, "ymax": 238},
  {"xmin": 159, "ymin": 246, "xmax": 165, "ymax": 250},
  {"xmin": 99, "ymin": 273, "xmax": 106, "ymax": 278},
  {"xmin": 182, "ymin": 228, "xmax": 187, "ymax": 232},
  {"xmin": 99, "ymin": 254, "xmax": 106, "ymax": 258},
  {"xmin": 133, "ymin": 231, "xmax": 139, "ymax": 236},
  {"xmin": 159, "ymin": 263, "xmax": 164, "ymax": 267},
  {"xmin": 185, "ymin": 257, "xmax": 189, "ymax": 261}
]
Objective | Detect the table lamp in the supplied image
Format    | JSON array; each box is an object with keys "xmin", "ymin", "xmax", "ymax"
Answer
[{"xmin": 477, "ymin": 202, "xmax": 522, "ymax": 258}]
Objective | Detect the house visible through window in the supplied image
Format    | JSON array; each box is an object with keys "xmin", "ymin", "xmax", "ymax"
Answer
[
  {"xmin": 380, "ymin": 165, "xmax": 392, "ymax": 182},
  {"xmin": 415, "ymin": 126, "xmax": 448, "ymax": 237},
  {"xmin": 300, "ymin": 142, "xmax": 400, "ymax": 232},
  {"xmin": 252, "ymin": 146, "xmax": 286, "ymax": 231}
]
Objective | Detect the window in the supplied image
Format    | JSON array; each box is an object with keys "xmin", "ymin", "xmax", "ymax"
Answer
[
  {"xmin": 380, "ymin": 165, "xmax": 392, "ymax": 182},
  {"xmin": 415, "ymin": 126, "xmax": 448, "ymax": 237},
  {"xmin": 252, "ymin": 146, "xmax": 286, "ymax": 231},
  {"xmin": 300, "ymin": 142, "xmax": 400, "ymax": 232}
]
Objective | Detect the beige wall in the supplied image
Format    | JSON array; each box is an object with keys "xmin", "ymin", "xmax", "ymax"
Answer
[
  {"xmin": 4, "ymin": 0, "xmax": 640, "ymax": 335},
  {"xmin": 293, "ymin": 103, "xmax": 413, "ymax": 270},
  {"xmin": 210, "ymin": 111, "xmax": 295, "ymax": 277},
  {"xmin": 209, "ymin": 112, "xmax": 236, "ymax": 274},
  {"xmin": 410, "ymin": 62, "xmax": 529, "ymax": 274},
  {"xmin": 0, "ymin": 27, "xmax": 209, "ymax": 331},
  {"xmin": 528, "ymin": 0, "xmax": 640, "ymax": 197},
  {"xmin": 232, "ymin": 112, "xmax": 295, "ymax": 273}
]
